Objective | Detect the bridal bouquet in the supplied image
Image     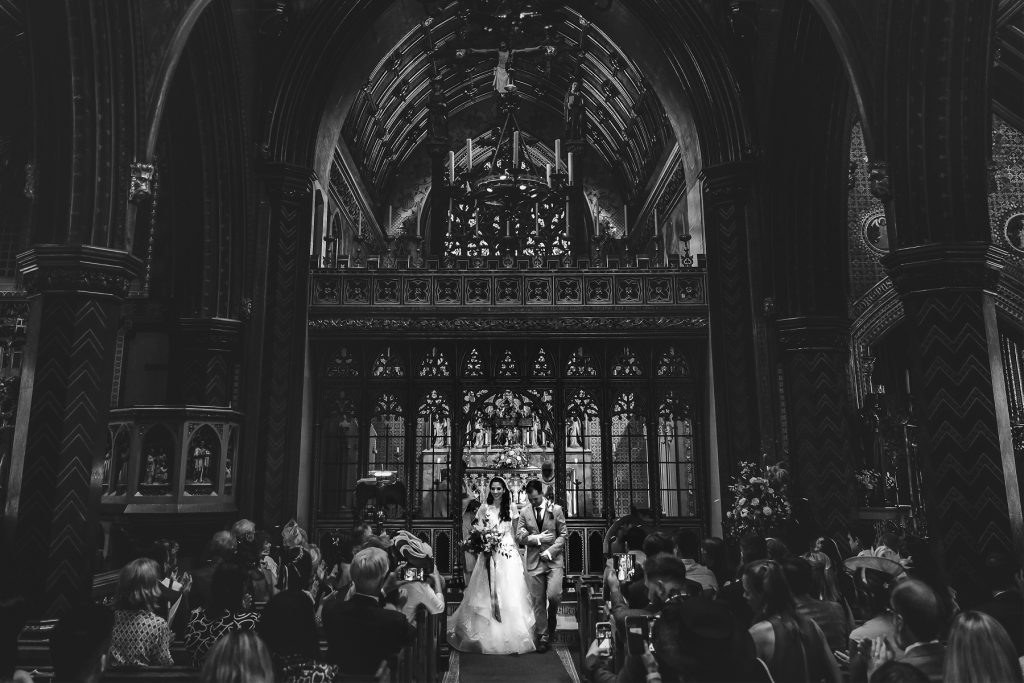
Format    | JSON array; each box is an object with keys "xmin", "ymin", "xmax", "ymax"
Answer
[
  {"xmin": 724, "ymin": 460, "xmax": 792, "ymax": 540},
  {"xmin": 462, "ymin": 523, "xmax": 504, "ymax": 557},
  {"xmin": 491, "ymin": 444, "xmax": 529, "ymax": 469}
]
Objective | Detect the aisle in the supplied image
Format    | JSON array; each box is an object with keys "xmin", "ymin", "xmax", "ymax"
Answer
[{"xmin": 443, "ymin": 645, "xmax": 581, "ymax": 683}]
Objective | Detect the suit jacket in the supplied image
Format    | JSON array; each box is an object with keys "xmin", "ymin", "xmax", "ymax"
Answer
[
  {"xmin": 897, "ymin": 641, "xmax": 945, "ymax": 683},
  {"xmin": 976, "ymin": 590, "xmax": 1024, "ymax": 656},
  {"xmin": 322, "ymin": 594, "xmax": 416, "ymax": 675},
  {"xmin": 515, "ymin": 500, "xmax": 567, "ymax": 573}
]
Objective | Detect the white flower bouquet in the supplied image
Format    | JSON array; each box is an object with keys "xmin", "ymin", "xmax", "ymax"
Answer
[
  {"xmin": 491, "ymin": 444, "xmax": 529, "ymax": 469},
  {"xmin": 723, "ymin": 460, "xmax": 793, "ymax": 540}
]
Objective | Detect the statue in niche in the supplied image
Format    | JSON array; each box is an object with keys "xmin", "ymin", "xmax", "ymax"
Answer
[
  {"xmin": 155, "ymin": 448, "xmax": 169, "ymax": 485},
  {"xmin": 519, "ymin": 404, "xmax": 535, "ymax": 447},
  {"xmin": 431, "ymin": 416, "xmax": 448, "ymax": 449},
  {"xmin": 143, "ymin": 450, "xmax": 156, "ymax": 485},
  {"xmin": 191, "ymin": 442, "xmax": 210, "ymax": 482},
  {"xmin": 567, "ymin": 415, "xmax": 582, "ymax": 449},
  {"xmin": 102, "ymin": 449, "xmax": 111, "ymax": 487}
]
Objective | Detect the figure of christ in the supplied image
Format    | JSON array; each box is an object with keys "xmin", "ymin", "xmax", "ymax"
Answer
[{"xmin": 459, "ymin": 40, "xmax": 550, "ymax": 93}]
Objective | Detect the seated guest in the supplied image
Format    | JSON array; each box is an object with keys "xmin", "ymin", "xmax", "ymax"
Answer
[
  {"xmin": 765, "ymin": 537, "xmax": 791, "ymax": 562},
  {"xmin": 870, "ymin": 661, "xmax": 930, "ymax": 683},
  {"xmin": 147, "ymin": 538, "xmax": 191, "ymax": 637},
  {"xmin": 848, "ymin": 522, "xmax": 876, "ymax": 558},
  {"xmin": 258, "ymin": 591, "xmax": 337, "ymax": 683},
  {"xmin": 783, "ymin": 556, "xmax": 850, "ymax": 651},
  {"xmin": 716, "ymin": 533, "xmax": 767, "ymax": 625},
  {"xmin": 200, "ymin": 630, "xmax": 274, "ymax": 683},
  {"xmin": 50, "ymin": 603, "xmax": 115, "ymax": 683},
  {"xmin": 386, "ymin": 533, "xmax": 445, "ymax": 625},
  {"xmin": 886, "ymin": 579, "xmax": 946, "ymax": 683},
  {"xmin": 192, "ymin": 531, "xmax": 237, "ymax": 611},
  {"xmin": 850, "ymin": 566, "xmax": 899, "ymax": 646},
  {"xmin": 108, "ymin": 558, "xmax": 174, "ymax": 667},
  {"xmin": 185, "ymin": 562, "xmax": 260, "ymax": 668},
  {"xmin": 322, "ymin": 547, "xmax": 415, "ymax": 675},
  {"xmin": 644, "ymin": 555, "xmax": 695, "ymax": 612},
  {"xmin": 237, "ymin": 531, "xmax": 277, "ymax": 604},
  {"xmin": 231, "ymin": 518, "xmax": 256, "ymax": 544},
  {"xmin": 875, "ymin": 532, "xmax": 903, "ymax": 563},
  {"xmin": 942, "ymin": 610, "xmax": 1022, "ymax": 683},
  {"xmin": 674, "ymin": 529, "xmax": 718, "ymax": 593},
  {"xmin": 974, "ymin": 551, "xmax": 1023, "ymax": 657},
  {"xmin": 744, "ymin": 559, "xmax": 841, "ymax": 683},
  {"xmin": 700, "ymin": 536, "xmax": 732, "ymax": 589}
]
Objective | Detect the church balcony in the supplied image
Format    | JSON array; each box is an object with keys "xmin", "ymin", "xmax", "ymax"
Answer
[
  {"xmin": 100, "ymin": 405, "xmax": 241, "ymax": 514},
  {"xmin": 309, "ymin": 256, "xmax": 707, "ymax": 322}
]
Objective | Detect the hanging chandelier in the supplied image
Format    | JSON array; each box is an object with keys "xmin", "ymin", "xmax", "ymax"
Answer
[{"xmin": 443, "ymin": 96, "xmax": 577, "ymax": 258}]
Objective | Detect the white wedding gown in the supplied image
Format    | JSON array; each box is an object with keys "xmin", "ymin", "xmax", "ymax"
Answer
[{"xmin": 447, "ymin": 503, "xmax": 536, "ymax": 654}]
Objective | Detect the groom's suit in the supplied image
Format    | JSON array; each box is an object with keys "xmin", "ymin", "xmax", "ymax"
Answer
[{"xmin": 516, "ymin": 499, "xmax": 567, "ymax": 641}]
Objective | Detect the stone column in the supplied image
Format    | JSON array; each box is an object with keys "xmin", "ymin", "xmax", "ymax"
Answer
[
  {"xmin": 4, "ymin": 246, "xmax": 140, "ymax": 616},
  {"xmin": 885, "ymin": 246, "xmax": 1021, "ymax": 570},
  {"xmin": 249, "ymin": 163, "xmax": 315, "ymax": 528},
  {"xmin": 776, "ymin": 317, "xmax": 857, "ymax": 539},
  {"xmin": 700, "ymin": 163, "xmax": 764, "ymax": 485}
]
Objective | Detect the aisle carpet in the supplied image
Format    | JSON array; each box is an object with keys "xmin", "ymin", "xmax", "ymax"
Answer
[{"xmin": 443, "ymin": 644, "xmax": 581, "ymax": 683}]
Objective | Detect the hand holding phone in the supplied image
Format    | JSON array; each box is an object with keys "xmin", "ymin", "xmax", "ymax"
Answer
[{"xmin": 595, "ymin": 621, "xmax": 613, "ymax": 659}]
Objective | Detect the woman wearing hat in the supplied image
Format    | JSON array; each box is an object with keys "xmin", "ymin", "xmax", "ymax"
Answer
[{"xmin": 387, "ymin": 532, "xmax": 445, "ymax": 625}]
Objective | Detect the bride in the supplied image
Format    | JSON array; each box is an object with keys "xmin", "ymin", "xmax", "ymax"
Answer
[{"xmin": 447, "ymin": 476, "xmax": 536, "ymax": 654}]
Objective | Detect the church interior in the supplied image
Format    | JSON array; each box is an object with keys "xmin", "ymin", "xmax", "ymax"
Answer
[{"xmin": 2, "ymin": 0, "xmax": 1024, "ymax": 681}]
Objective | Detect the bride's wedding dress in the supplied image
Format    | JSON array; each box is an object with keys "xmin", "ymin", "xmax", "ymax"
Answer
[{"xmin": 447, "ymin": 503, "xmax": 536, "ymax": 654}]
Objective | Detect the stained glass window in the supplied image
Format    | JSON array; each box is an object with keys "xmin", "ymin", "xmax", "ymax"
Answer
[
  {"xmin": 565, "ymin": 388, "xmax": 604, "ymax": 518},
  {"xmin": 369, "ymin": 392, "xmax": 405, "ymax": 476},
  {"xmin": 656, "ymin": 346, "xmax": 689, "ymax": 377},
  {"xmin": 532, "ymin": 348, "xmax": 553, "ymax": 377},
  {"xmin": 496, "ymin": 349, "xmax": 520, "ymax": 377},
  {"xmin": 612, "ymin": 346, "xmax": 644, "ymax": 377},
  {"xmin": 657, "ymin": 391, "xmax": 696, "ymax": 517},
  {"xmin": 325, "ymin": 347, "xmax": 360, "ymax": 377},
  {"xmin": 565, "ymin": 346, "xmax": 598, "ymax": 377},
  {"xmin": 418, "ymin": 347, "xmax": 450, "ymax": 377},
  {"xmin": 463, "ymin": 348, "xmax": 484, "ymax": 377},
  {"xmin": 372, "ymin": 347, "xmax": 405, "ymax": 378},
  {"xmin": 415, "ymin": 390, "xmax": 450, "ymax": 519},
  {"xmin": 610, "ymin": 392, "xmax": 650, "ymax": 516},
  {"xmin": 320, "ymin": 390, "xmax": 360, "ymax": 512}
]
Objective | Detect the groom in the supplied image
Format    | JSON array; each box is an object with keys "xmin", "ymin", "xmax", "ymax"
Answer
[{"xmin": 516, "ymin": 479, "xmax": 567, "ymax": 653}]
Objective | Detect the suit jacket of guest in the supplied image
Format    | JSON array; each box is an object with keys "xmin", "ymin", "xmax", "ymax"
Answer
[
  {"xmin": 897, "ymin": 641, "xmax": 945, "ymax": 683},
  {"xmin": 515, "ymin": 500, "xmax": 567, "ymax": 573},
  {"xmin": 976, "ymin": 590, "xmax": 1024, "ymax": 656},
  {"xmin": 322, "ymin": 594, "xmax": 416, "ymax": 675}
]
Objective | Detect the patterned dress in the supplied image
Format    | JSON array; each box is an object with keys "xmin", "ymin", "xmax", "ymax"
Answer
[
  {"xmin": 184, "ymin": 606, "xmax": 260, "ymax": 668},
  {"xmin": 107, "ymin": 609, "xmax": 174, "ymax": 667},
  {"xmin": 276, "ymin": 653, "xmax": 338, "ymax": 683}
]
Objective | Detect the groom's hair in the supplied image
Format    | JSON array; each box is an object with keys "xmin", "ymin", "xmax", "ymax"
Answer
[{"xmin": 524, "ymin": 480, "xmax": 544, "ymax": 495}]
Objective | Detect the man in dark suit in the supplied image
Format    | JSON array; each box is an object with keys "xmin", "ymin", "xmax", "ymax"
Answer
[
  {"xmin": 975, "ymin": 551, "xmax": 1024, "ymax": 656},
  {"xmin": 322, "ymin": 547, "xmax": 415, "ymax": 675},
  {"xmin": 890, "ymin": 579, "xmax": 945, "ymax": 683},
  {"xmin": 516, "ymin": 479, "xmax": 567, "ymax": 653}
]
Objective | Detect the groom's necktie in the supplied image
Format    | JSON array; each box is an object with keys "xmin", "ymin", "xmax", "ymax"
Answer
[{"xmin": 534, "ymin": 505, "xmax": 541, "ymax": 524}]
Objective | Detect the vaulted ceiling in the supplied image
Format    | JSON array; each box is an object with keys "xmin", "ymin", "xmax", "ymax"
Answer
[{"xmin": 340, "ymin": 1, "xmax": 672, "ymax": 202}]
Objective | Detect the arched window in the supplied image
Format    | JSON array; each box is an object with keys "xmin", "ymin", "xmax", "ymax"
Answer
[
  {"xmin": 369, "ymin": 392, "xmax": 405, "ymax": 474},
  {"xmin": 610, "ymin": 391, "xmax": 649, "ymax": 516},
  {"xmin": 321, "ymin": 390, "xmax": 360, "ymax": 512},
  {"xmin": 565, "ymin": 388, "xmax": 603, "ymax": 518},
  {"xmin": 657, "ymin": 391, "xmax": 696, "ymax": 517},
  {"xmin": 415, "ymin": 390, "xmax": 451, "ymax": 519}
]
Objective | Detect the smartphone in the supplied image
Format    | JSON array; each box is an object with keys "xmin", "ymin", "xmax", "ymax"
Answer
[
  {"xmin": 613, "ymin": 553, "xmax": 636, "ymax": 582},
  {"xmin": 625, "ymin": 615, "xmax": 649, "ymax": 656},
  {"xmin": 647, "ymin": 615, "xmax": 658, "ymax": 654},
  {"xmin": 595, "ymin": 621, "xmax": 613, "ymax": 659},
  {"xmin": 400, "ymin": 565, "xmax": 425, "ymax": 582}
]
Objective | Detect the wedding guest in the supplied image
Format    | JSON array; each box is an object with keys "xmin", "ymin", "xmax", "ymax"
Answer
[
  {"xmin": 869, "ymin": 661, "xmax": 929, "ymax": 683},
  {"xmin": 322, "ymin": 547, "xmax": 415, "ymax": 676},
  {"xmin": 462, "ymin": 499, "xmax": 482, "ymax": 576},
  {"xmin": 942, "ymin": 610, "xmax": 1023, "ymax": 683},
  {"xmin": 716, "ymin": 533, "xmax": 766, "ymax": 625},
  {"xmin": 743, "ymin": 559, "xmax": 841, "ymax": 683},
  {"xmin": 192, "ymin": 531, "xmax": 237, "ymax": 611},
  {"xmin": 230, "ymin": 519, "xmax": 256, "ymax": 544},
  {"xmin": 700, "ymin": 536, "xmax": 732, "ymax": 589},
  {"xmin": 974, "ymin": 551, "xmax": 1023, "ymax": 656},
  {"xmin": 875, "ymin": 532, "xmax": 903, "ymax": 563},
  {"xmin": 903, "ymin": 537, "xmax": 957, "ymax": 631},
  {"xmin": 258, "ymin": 591, "xmax": 337, "ymax": 683},
  {"xmin": 859, "ymin": 579, "xmax": 946, "ymax": 683},
  {"xmin": 184, "ymin": 562, "xmax": 260, "ymax": 668},
  {"xmin": 199, "ymin": 630, "xmax": 274, "ymax": 683},
  {"xmin": 765, "ymin": 537, "xmax": 791, "ymax": 562},
  {"xmin": 644, "ymin": 555, "xmax": 695, "ymax": 612},
  {"xmin": 674, "ymin": 529, "xmax": 718, "ymax": 593},
  {"xmin": 107, "ymin": 558, "xmax": 174, "ymax": 667},
  {"xmin": 848, "ymin": 522, "xmax": 876, "ymax": 558},
  {"xmin": 387, "ymin": 533, "xmax": 444, "ymax": 625},
  {"xmin": 782, "ymin": 556, "xmax": 850, "ymax": 651},
  {"xmin": 237, "ymin": 531, "xmax": 276, "ymax": 604},
  {"xmin": 849, "ymin": 566, "xmax": 898, "ymax": 647},
  {"xmin": 50, "ymin": 603, "xmax": 114, "ymax": 683},
  {"xmin": 147, "ymin": 539, "xmax": 191, "ymax": 637}
]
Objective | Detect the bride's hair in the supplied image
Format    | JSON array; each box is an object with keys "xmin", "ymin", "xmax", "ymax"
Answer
[{"xmin": 486, "ymin": 477, "xmax": 511, "ymax": 522}]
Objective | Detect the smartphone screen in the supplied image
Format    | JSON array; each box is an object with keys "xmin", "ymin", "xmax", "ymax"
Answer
[
  {"xmin": 595, "ymin": 621, "xmax": 613, "ymax": 658},
  {"xmin": 625, "ymin": 616, "xmax": 648, "ymax": 656},
  {"xmin": 614, "ymin": 553, "xmax": 635, "ymax": 582}
]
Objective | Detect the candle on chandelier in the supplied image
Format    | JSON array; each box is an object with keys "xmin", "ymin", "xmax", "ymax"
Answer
[
  {"xmin": 555, "ymin": 139, "xmax": 562, "ymax": 173},
  {"xmin": 593, "ymin": 204, "xmax": 600, "ymax": 237},
  {"xmin": 449, "ymin": 151, "xmax": 456, "ymax": 183},
  {"xmin": 535, "ymin": 203, "xmax": 540, "ymax": 231},
  {"xmin": 545, "ymin": 164, "xmax": 551, "ymax": 187},
  {"xmin": 447, "ymin": 198, "xmax": 452, "ymax": 236},
  {"xmin": 506, "ymin": 217, "xmax": 511, "ymax": 237},
  {"xmin": 474, "ymin": 208, "xmax": 479, "ymax": 232},
  {"xmin": 466, "ymin": 138, "xmax": 473, "ymax": 170},
  {"xmin": 654, "ymin": 208, "xmax": 658, "ymax": 237},
  {"xmin": 565, "ymin": 200, "xmax": 571, "ymax": 236},
  {"xmin": 513, "ymin": 131, "xmax": 520, "ymax": 168},
  {"xmin": 568, "ymin": 152, "xmax": 574, "ymax": 183},
  {"xmin": 624, "ymin": 205, "xmax": 629, "ymax": 235},
  {"xmin": 358, "ymin": 211, "xmax": 363, "ymax": 236},
  {"xmin": 389, "ymin": 205, "xmax": 393, "ymax": 231}
]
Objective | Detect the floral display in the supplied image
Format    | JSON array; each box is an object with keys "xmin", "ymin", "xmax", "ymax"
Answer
[
  {"xmin": 462, "ymin": 522, "xmax": 505, "ymax": 557},
  {"xmin": 490, "ymin": 444, "xmax": 529, "ymax": 469},
  {"xmin": 855, "ymin": 468, "xmax": 881, "ymax": 491},
  {"xmin": 723, "ymin": 460, "xmax": 792, "ymax": 540}
]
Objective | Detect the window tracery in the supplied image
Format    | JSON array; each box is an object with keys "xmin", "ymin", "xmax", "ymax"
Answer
[{"xmin": 418, "ymin": 347, "xmax": 450, "ymax": 377}]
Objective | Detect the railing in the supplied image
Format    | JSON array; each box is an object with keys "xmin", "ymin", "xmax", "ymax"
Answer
[
  {"xmin": 309, "ymin": 261, "xmax": 707, "ymax": 311},
  {"xmin": 101, "ymin": 406, "xmax": 242, "ymax": 509}
]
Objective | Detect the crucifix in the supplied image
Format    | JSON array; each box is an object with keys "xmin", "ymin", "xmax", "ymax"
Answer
[{"xmin": 459, "ymin": 40, "xmax": 552, "ymax": 93}]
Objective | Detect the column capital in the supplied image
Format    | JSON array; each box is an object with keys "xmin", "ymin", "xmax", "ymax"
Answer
[
  {"xmin": 775, "ymin": 316, "xmax": 850, "ymax": 352},
  {"xmin": 17, "ymin": 245, "xmax": 142, "ymax": 296},
  {"xmin": 259, "ymin": 162, "xmax": 317, "ymax": 200},
  {"xmin": 882, "ymin": 243, "xmax": 1008, "ymax": 297},
  {"xmin": 698, "ymin": 161, "xmax": 755, "ymax": 202}
]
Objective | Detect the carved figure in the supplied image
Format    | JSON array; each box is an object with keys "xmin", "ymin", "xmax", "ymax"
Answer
[{"xmin": 567, "ymin": 415, "xmax": 582, "ymax": 449}]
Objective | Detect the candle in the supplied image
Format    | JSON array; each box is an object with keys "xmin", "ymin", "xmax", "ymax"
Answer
[
  {"xmin": 506, "ymin": 217, "xmax": 511, "ymax": 237},
  {"xmin": 447, "ymin": 198, "xmax": 452, "ymax": 236},
  {"xmin": 546, "ymin": 164, "xmax": 551, "ymax": 187},
  {"xmin": 624, "ymin": 205, "xmax": 629, "ymax": 235},
  {"xmin": 654, "ymin": 208, "xmax": 658, "ymax": 237},
  {"xmin": 466, "ymin": 138, "xmax": 473, "ymax": 169},
  {"xmin": 555, "ymin": 139, "xmax": 562, "ymax": 173},
  {"xmin": 474, "ymin": 208, "xmax": 479, "ymax": 232},
  {"xmin": 358, "ymin": 211, "xmax": 363, "ymax": 236},
  {"xmin": 568, "ymin": 152, "xmax": 574, "ymax": 183},
  {"xmin": 513, "ymin": 131, "xmax": 520, "ymax": 168},
  {"xmin": 565, "ymin": 200, "xmax": 570, "ymax": 236},
  {"xmin": 449, "ymin": 151, "xmax": 455, "ymax": 183},
  {"xmin": 535, "ymin": 203, "xmax": 540, "ymax": 231},
  {"xmin": 593, "ymin": 204, "xmax": 600, "ymax": 236},
  {"xmin": 389, "ymin": 205, "xmax": 393, "ymax": 231}
]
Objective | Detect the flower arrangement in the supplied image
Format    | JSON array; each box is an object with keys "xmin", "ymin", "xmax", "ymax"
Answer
[
  {"xmin": 855, "ymin": 468, "xmax": 881, "ymax": 491},
  {"xmin": 724, "ymin": 461, "xmax": 792, "ymax": 540},
  {"xmin": 491, "ymin": 444, "xmax": 529, "ymax": 469},
  {"xmin": 462, "ymin": 523, "xmax": 505, "ymax": 556}
]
